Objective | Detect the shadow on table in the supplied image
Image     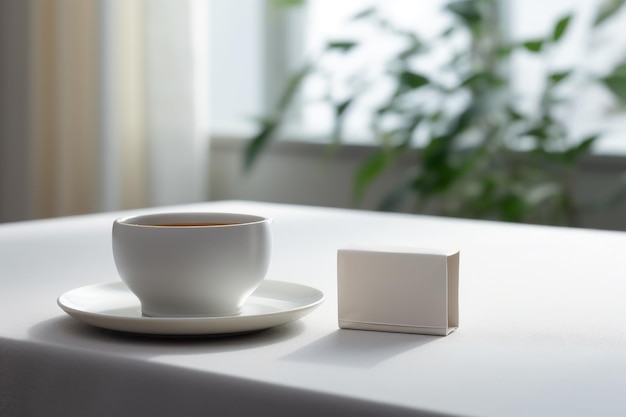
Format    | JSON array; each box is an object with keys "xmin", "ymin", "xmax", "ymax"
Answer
[
  {"xmin": 28, "ymin": 315, "xmax": 306, "ymax": 357},
  {"xmin": 281, "ymin": 329, "xmax": 439, "ymax": 369}
]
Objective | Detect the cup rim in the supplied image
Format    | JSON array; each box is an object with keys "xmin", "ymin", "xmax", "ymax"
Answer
[{"xmin": 114, "ymin": 212, "xmax": 271, "ymax": 228}]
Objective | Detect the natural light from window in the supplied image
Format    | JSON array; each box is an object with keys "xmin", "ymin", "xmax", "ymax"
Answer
[{"xmin": 209, "ymin": 0, "xmax": 626, "ymax": 153}]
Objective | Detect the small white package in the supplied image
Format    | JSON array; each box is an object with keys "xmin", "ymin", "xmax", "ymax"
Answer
[{"xmin": 337, "ymin": 245, "xmax": 459, "ymax": 336}]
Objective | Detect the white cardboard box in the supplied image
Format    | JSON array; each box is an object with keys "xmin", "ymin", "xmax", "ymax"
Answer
[{"xmin": 337, "ymin": 245, "xmax": 459, "ymax": 336}]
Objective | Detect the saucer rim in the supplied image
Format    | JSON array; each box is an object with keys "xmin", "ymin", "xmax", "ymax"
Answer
[{"xmin": 57, "ymin": 280, "xmax": 325, "ymax": 336}]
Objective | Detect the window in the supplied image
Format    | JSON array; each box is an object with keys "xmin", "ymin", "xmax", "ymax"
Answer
[
  {"xmin": 209, "ymin": 0, "xmax": 626, "ymax": 153},
  {"xmin": 302, "ymin": 0, "xmax": 450, "ymax": 141}
]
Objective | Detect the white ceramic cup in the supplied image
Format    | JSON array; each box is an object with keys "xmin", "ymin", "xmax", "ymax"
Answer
[{"xmin": 112, "ymin": 212, "xmax": 272, "ymax": 317}]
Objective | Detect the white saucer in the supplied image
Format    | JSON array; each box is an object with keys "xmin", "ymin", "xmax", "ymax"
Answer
[{"xmin": 57, "ymin": 280, "xmax": 325, "ymax": 336}]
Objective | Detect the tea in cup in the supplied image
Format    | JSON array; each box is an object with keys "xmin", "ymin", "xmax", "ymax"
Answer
[{"xmin": 112, "ymin": 212, "xmax": 272, "ymax": 317}]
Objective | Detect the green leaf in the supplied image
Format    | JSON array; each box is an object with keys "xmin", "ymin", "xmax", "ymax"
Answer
[
  {"xmin": 335, "ymin": 98, "xmax": 353, "ymax": 117},
  {"xmin": 460, "ymin": 72, "xmax": 486, "ymax": 87},
  {"xmin": 415, "ymin": 134, "xmax": 464, "ymax": 195},
  {"xmin": 354, "ymin": 151, "xmax": 393, "ymax": 203},
  {"xmin": 507, "ymin": 106, "xmax": 524, "ymax": 121},
  {"xmin": 244, "ymin": 62, "xmax": 312, "ymax": 172},
  {"xmin": 560, "ymin": 135, "xmax": 599, "ymax": 163},
  {"xmin": 594, "ymin": 0, "xmax": 626, "ymax": 26},
  {"xmin": 497, "ymin": 45, "xmax": 514, "ymax": 58},
  {"xmin": 329, "ymin": 98, "xmax": 354, "ymax": 148},
  {"xmin": 352, "ymin": 7, "xmax": 377, "ymax": 20},
  {"xmin": 399, "ymin": 71, "xmax": 430, "ymax": 89},
  {"xmin": 277, "ymin": 63, "xmax": 312, "ymax": 111},
  {"xmin": 601, "ymin": 75, "xmax": 626, "ymax": 104},
  {"xmin": 613, "ymin": 62, "xmax": 626, "ymax": 77},
  {"xmin": 421, "ymin": 135, "xmax": 451, "ymax": 164},
  {"xmin": 571, "ymin": 134, "xmax": 598, "ymax": 155},
  {"xmin": 552, "ymin": 14, "xmax": 572, "ymax": 42},
  {"xmin": 441, "ymin": 26, "xmax": 456, "ymax": 38},
  {"xmin": 549, "ymin": 71, "xmax": 571, "ymax": 84},
  {"xmin": 524, "ymin": 125, "xmax": 549, "ymax": 141},
  {"xmin": 326, "ymin": 41, "xmax": 358, "ymax": 52},
  {"xmin": 397, "ymin": 46, "xmax": 421, "ymax": 60},
  {"xmin": 446, "ymin": 106, "xmax": 474, "ymax": 137},
  {"xmin": 398, "ymin": 115, "xmax": 423, "ymax": 149},
  {"xmin": 244, "ymin": 118, "xmax": 278, "ymax": 172},
  {"xmin": 397, "ymin": 34, "xmax": 423, "ymax": 60},
  {"xmin": 500, "ymin": 194, "xmax": 528, "ymax": 222},
  {"xmin": 522, "ymin": 40, "xmax": 545, "ymax": 53},
  {"xmin": 446, "ymin": 0, "xmax": 482, "ymax": 25},
  {"xmin": 460, "ymin": 72, "xmax": 503, "ymax": 88}
]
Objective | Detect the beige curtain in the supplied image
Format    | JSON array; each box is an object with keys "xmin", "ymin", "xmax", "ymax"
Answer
[
  {"xmin": 99, "ymin": 0, "xmax": 148, "ymax": 211},
  {"xmin": 30, "ymin": 0, "xmax": 103, "ymax": 218},
  {"xmin": 0, "ymin": 0, "xmax": 209, "ymax": 222}
]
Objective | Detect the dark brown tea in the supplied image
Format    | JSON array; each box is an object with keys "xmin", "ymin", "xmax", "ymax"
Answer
[{"xmin": 151, "ymin": 222, "xmax": 244, "ymax": 227}]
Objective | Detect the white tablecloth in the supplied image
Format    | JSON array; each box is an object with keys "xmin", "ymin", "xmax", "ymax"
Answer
[{"xmin": 2, "ymin": 201, "xmax": 625, "ymax": 417}]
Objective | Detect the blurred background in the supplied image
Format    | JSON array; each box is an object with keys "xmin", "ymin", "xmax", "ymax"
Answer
[{"xmin": 1, "ymin": 0, "xmax": 626, "ymax": 229}]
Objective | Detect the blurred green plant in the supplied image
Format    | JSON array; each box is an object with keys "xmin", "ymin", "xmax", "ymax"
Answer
[{"xmin": 245, "ymin": 0, "xmax": 626, "ymax": 226}]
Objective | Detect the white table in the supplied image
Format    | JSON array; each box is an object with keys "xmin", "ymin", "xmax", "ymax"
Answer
[{"xmin": 1, "ymin": 200, "xmax": 625, "ymax": 417}]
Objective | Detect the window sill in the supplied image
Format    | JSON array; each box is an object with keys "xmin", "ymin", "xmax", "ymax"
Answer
[{"xmin": 210, "ymin": 125, "xmax": 626, "ymax": 171}]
